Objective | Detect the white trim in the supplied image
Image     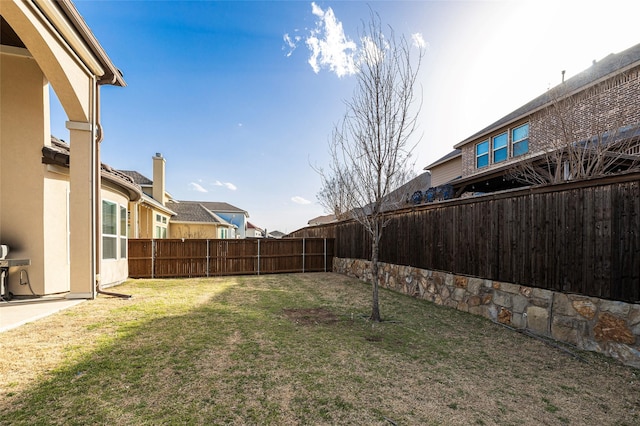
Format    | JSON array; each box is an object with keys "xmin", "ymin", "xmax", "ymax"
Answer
[
  {"xmin": 66, "ymin": 120, "xmax": 92, "ymax": 131},
  {"xmin": 33, "ymin": 0, "xmax": 105, "ymax": 76}
]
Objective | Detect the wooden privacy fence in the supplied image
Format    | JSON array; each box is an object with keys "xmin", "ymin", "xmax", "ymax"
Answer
[
  {"xmin": 291, "ymin": 172, "xmax": 640, "ymax": 303},
  {"xmin": 128, "ymin": 238, "xmax": 335, "ymax": 278}
]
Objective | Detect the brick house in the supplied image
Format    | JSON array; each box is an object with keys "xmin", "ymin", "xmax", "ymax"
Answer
[{"xmin": 427, "ymin": 42, "xmax": 640, "ymax": 196}]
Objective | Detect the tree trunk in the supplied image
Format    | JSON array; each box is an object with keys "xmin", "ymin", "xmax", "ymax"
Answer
[{"xmin": 370, "ymin": 237, "xmax": 381, "ymax": 322}]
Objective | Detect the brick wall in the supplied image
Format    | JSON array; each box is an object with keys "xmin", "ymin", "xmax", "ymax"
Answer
[{"xmin": 460, "ymin": 65, "xmax": 640, "ymax": 177}]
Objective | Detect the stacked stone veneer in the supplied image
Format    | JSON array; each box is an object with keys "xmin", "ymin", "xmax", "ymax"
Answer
[{"xmin": 334, "ymin": 258, "xmax": 640, "ymax": 369}]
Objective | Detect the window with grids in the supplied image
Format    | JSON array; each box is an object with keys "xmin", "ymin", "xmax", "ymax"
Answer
[
  {"xmin": 102, "ymin": 201, "xmax": 118, "ymax": 259},
  {"xmin": 492, "ymin": 132, "xmax": 508, "ymax": 163},
  {"xmin": 512, "ymin": 124, "xmax": 529, "ymax": 156},
  {"xmin": 103, "ymin": 201, "xmax": 128, "ymax": 259},
  {"xmin": 474, "ymin": 122, "xmax": 530, "ymax": 169},
  {"xmin": 476, "ymin": 140, "xmax": 489, "ymax": 168}
]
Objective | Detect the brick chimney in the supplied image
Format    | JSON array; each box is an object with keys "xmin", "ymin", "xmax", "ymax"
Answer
[{"xmin": 152, "ymin": 153, "xmax": 166, "ymax": 206}]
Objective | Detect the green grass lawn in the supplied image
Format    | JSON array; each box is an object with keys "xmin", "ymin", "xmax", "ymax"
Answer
[{"xmin": 1, "ymin": 273, "xmax": 638, "ymax": 425}]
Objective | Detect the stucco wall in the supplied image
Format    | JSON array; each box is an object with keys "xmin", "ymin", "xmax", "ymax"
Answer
[
  {"xmin": 0, "ymin": 52, "xmax": 50, "ymax": 296},
  {"xmin": 170, "ymin": 223, "xmax": 219, "ymax": 239},
  {"xmin": 334, "ymin": 258, "xmax": 640, "ymax": 369}
]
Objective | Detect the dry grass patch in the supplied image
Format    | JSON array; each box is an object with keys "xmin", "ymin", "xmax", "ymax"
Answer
[{"xmin": 0, "ymin": 273, "xmax": 638, "ymax": 425}]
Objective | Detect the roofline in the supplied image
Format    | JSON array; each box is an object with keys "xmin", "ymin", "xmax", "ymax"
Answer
[
  {"xmin": 101, "ymin": 169, "xmax": 142, "ymax": 202},
  {"xmin": 138, "ymin": 193, "xmax": 176, "ymax": 215},
  {"xmin": 53, "ymin": 0, "xmax": 126, "ymax": 86},
  {"xmin": 454, "ymin": 46, "xmax": 640, "ymax": 149},
  {"xmin": 170, "ymin": 220, "xmax": 235, "ymax": 228}
]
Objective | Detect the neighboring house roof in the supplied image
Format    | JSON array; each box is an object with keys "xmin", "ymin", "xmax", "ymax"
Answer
[
  {"xmin": 194, "ymin": 202, "xmax": 249, "ymax": 217},
  {"xmin": 119, "ymin": 170, "xmax": 153, "ymax": 186},
  {"xmin": 119, "ymin": 169, "xmax": 173, "ymax": 202},
  {"xmin": 454, "ymin": 42, "xmax": 640, "ymax": 149},
  {"xmin": 166, "ymin": 201, "xmax": 233, "ymax": 227},
  {"xmin": 390, "ymin": 171, "xmax": 432, "ymax": 199},
  {"xmin": 139, "ymin": 193, "xmax": 176, "ymax": 216},
  {"xmin": 42, "ymin": 136, "xmax": 142, "ymax": 201},
  {"xmin": 308, "ymin": 214, "xmax": 337, "ymax": 226},
  {"xmin": 424, "ymin": 149, "xmax": 462, "ymax": 170},
  {"xmin": 247, "ymin": 222, "xmax": 263, "ymax": 232},
  {"xmin": 268, "ymin": 230, "xmax": 286, "ymax": 238}
]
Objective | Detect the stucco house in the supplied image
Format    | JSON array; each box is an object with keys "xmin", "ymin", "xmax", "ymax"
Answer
[
  {"xmin": 42, "ymin": 137, "xmax": 142, "ymax": 290},
  {"xmin": 246, "ymin": 222, "xmax": 264, "ymax": 238},
  {"xmin": 120, "ymin": 154, "xmax": 176, "ymax": 239},
  {"xmin": 121, "ymin": 154, "xmax": 250, "ymax": 239},
  {"xmin": 166, "ymin": 200, "xmax": 235, "ymax": 239},
  {"xmin": 1, "ymin": 0, "xmax": 128, "ymax": 299},
  {"xmin": 180, "ymin": 201, "xmax": 249, "ymax": 239},
  {"xmin": 426, "ymin": 42, "xmax": 640, "ymax": 196}
]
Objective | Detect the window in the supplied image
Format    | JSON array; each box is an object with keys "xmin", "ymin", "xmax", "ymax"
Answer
[
  {"xmin": 512, "ymin": 124, "xmax": 529, "ymax": 156},
  {"xmin": 154, "ymin": 213, "xmax": 168, "ymax": 239},
  {"xmin": 476, "ymin": 140, "xmax": 489, "ymax": 168},
  {"xmin": 102, "ymin": 201, "xmax": 128, "ymax": 259},
  {"xmin": 102, "ymin": 201, "xmax": 117, "ymax": 259},
  {"xmin": 474, "ymin": 123, "xmax": 531, "ymax": 169},
  {"xmin": 155, "ymin": 226, "xmax": 167, "ymax": 239},
  {"xmin": 120, "ymin": 206, "xmax": 127, "ymax": 258},
  {"xmin": 493, "ymin": 132, "xmax": 508, "ymax": 163}
]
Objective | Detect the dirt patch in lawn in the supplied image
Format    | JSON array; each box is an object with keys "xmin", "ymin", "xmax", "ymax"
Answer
[{"xmin": 282, "ymin": 307, "xmax": 340, "ymax": 325}]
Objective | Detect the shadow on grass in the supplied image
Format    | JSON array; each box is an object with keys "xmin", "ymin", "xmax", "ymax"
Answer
[
  {"xmin": 2, "ymin": 273, "xmax": 639, "ymax": 426},
  {"xmin": 0, "ymin": 274, "xmax": 399, "ymax": 425}
]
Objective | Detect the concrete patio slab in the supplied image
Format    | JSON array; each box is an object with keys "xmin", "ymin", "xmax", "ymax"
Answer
[{"xmin": 0, "ymin": 298, "xmax": 85, "ymax": 333}]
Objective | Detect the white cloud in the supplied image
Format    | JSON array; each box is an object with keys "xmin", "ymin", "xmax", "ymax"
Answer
[
  {"xmin": 291, "ymin": 196, "xmax": 311, "ymax": 205},
  {"xmin": 411, "ymin": 32, "xmax": 427, "ymax": 49},
  {"xmin": 360, "ymin": 35, "xmax": 386, "ymax": 66},
  {"xmin": 283, "ymin": 33, "xmax": 301, "ymax": 57},
  {"xmin": 305, "ymin": 2, "xmax": 357, "ymax": 77},
  {"xmin": 189, "ymin": 182, "xmax": 208, "ymax": 193},
  {"xmin": 214, "ymin": 180, "xmax": 237, "ymax": 191}
]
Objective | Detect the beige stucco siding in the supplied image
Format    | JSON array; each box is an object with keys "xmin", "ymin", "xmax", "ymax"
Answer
[
  {"xmin": 42, "ymin": 170, "xmax": 71, "ymax": 294},
  {"xmin": 0, "ymin": 51, "xmax": 51, "ymax": 296},
  {"xmin": 170, "ymin": 223, "xmax": 220, "ymax": 239}
]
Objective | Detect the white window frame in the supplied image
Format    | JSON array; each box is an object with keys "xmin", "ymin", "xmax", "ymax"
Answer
[
  {"xmin": 154, "ymin": 213, "xmax": 169, "ymax": 239},
  {"xmin": 476, "ymin": 140, "xmax": 489, "ymax": 169},
  {"xmin": 512, "ymin": 123, "xmax": 530, "ymax": 157},
  {"xmin": 492, "ymin": 132, "xmax": 508, "ymax": 163},
  {"xmin": 102, "ymin": 200, "xmax": 118, "ymax": 260}
]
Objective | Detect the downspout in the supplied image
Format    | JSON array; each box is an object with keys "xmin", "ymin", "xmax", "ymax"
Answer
[{"xmin": 94, "ymin": 79, "xmax": 131, "ymax": 299}]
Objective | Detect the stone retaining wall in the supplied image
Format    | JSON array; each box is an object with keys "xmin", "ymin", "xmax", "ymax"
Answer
[{"xmin": 334, "ymin": 258, "xmax": 640, "ymax": 369}]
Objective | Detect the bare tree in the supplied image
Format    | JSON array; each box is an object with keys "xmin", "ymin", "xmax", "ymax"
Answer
[
  {"xmin": 509, "ymin": 77, "xmax": 640, "ymax": 185},
  {"xmin": 318, "ymin": 11, "xmax": 423, "ymax": 321}
]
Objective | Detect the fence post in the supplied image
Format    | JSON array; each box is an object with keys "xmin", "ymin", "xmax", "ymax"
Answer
[
  {"xmin": 257, "ymin": 239, "xmax": 261, "ymax": 275},
  {"xmin": 151, "ymin": 239, "xmax": 155, "ymax": 279},
  {"xmin": 324, "ymin": 238, "xmax": 327, "ymax": 272},
  {"xmin": 206, "ymin": 239, "xmax": 210, "ymax": 277},
  {"xmin": 302, "ymin": 238, "xmax": 306, "ymax": 273}
]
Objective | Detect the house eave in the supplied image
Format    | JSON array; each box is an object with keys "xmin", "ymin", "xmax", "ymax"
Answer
[{"xmin": 51, "ymin": 0, "xmax": 126, "ymax": 86}]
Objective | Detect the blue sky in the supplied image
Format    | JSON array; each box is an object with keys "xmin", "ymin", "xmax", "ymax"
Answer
[{"xmin": 50, "ymin": 0, "xmax": 640, "ymax": 234}]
